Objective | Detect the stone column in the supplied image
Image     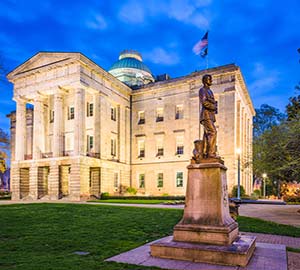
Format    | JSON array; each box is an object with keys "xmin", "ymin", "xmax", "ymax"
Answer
[
  {"xmin": 15, "ymin": 99, "xmax": 27, "ymax": 161},
  {"xmin": 32, "ymin": 97, "xmax": 45, "ymax": 159},
  {"xmin": 29, "ymin": 165, "xmax": 38, "ymax": 200},
  {"xmin": 69, "ymin": 161, "xmax": 81, "ymax": 201},
  {"xmin": 93, "ymin": 93, "xmax": 101, "ymax": 156},
  {"xmin": 48, "ymin": 163, "xmax": 59, "ymax": 200},
  {"xmin": 11, "ymin": 165, "xmax": 21, "ymax": 200},
  {"xmin": 74, "ymin": 88, "xmax": 86, "ymax": 156},
  {"xmin": 53, "ymin": 93, "xmax": 64, "ymax": 157}
]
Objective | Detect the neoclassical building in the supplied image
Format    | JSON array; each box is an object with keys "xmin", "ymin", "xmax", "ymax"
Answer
[{"xmin": 7, "ymin": 51, "xmax": 255, "ymax": 201}]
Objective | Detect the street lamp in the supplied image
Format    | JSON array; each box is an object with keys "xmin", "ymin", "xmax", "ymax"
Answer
[
  {"xmin": 262, "ymin": 173, "xmax": 267, "ymax": 198},
  {"xmin": 236, "ymin": 148, "xmax": 241, "ymax": 200}
]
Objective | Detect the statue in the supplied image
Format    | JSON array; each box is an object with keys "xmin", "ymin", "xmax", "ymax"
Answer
[
  {"xmin": 199, "ymin": 74, "xmax": 218, "ymax": 158},
  {"xmin": 192, "ymin": 139, "xmax": 203, "ymax": 164}
]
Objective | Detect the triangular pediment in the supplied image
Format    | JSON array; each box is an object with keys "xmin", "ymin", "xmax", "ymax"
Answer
[{"xmin": 7, "ymin": 52, "xmax": 81, "ymax": 80}]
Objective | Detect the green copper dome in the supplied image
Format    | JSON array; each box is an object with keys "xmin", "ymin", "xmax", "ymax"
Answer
[
  {"xmin": 108, "ymin": 50, "xmax": 155, "ymax": 88},
  {"xmin": 109, "ymin": 57, "xmax": 152, "ymax": 73}
]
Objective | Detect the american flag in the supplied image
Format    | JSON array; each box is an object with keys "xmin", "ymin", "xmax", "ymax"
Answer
[{"xmin": 193, "ymin": 31, "xmax": 208, "ymax": 57}]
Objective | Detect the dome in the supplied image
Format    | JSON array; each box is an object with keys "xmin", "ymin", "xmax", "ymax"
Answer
[
  {"xmin": 108, "ymin": 50, "xmax": 154, "ymax": 88},
  {"xmin": 109, "ymin": 57, "xmax": 152, "ymax": 74}
]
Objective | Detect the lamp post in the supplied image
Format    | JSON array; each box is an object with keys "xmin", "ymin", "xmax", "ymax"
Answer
[
  {"xmin": 236, "ymin": 148, "xmax": 241, "ymax": 200},
  {"xmin": 262, "ymin": 173, "xmax": 267, "ymax": 198}
]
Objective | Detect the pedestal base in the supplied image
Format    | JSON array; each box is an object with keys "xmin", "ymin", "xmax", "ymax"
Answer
[
  {"xmin": 150, "ymin": 235, "xmax": 256, "ymax": 267},
  {"xmin": 174, "ymin": 221, "xmax": 239, "ymax": 245}
]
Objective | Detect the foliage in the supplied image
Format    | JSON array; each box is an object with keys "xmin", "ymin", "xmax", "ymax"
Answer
[
  {"xmin": 286, "ymin": 95, "xmax": 300, "ymax": 121},
  {"xmin": 281, "ymin": 181, "xmax": 300, "ymax": 203},
  {"xmin": 250, "ymin": 189, "xmax": 261, "ymax": 199},
  {"xmin": 253, "ymin": 102, "xmax": 300, "ymax": 188},
  {"xmin": 253, "ymin": 104, "xmax": 285, "ymax": 137},
  {"xmin": 0, "ymin": 128, "xmax": 9, "ymax": 173},
  {"xmin": 230, "ymin": 185, "xmax": 246, "ymax": 197},
  {"xmin": 125, "ymin": 187, "xmax": 137, "ymax": 195},
  {"xmin": 100, "ymin": 192, "xmax": 110, "ymax": 199}
]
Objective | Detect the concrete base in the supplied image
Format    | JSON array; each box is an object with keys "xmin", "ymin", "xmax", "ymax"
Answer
[
  {"xmin": 174, "ymin": 222, "xmax": 239, "ymax": 245},
  {"xmin": 150, "ymin": 235, "xmax": 256, "ymax": 267},
  {"xmin": 107, "ymin": 237, "xmax": 287, "ymax": 270}
]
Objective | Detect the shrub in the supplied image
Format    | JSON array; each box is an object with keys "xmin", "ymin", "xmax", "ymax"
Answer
[
  {"xmin": 250, "ymin": 189, "xmax": 261, "ymax": 199},
  {"xmin": 126, "ymin": 187, "xmax": 137, "ymax": 195},
  {"xmin": 283, "ymin": 195, "xmax": 300, "ymax": 203},
  {"xmin": 100, "ymin": 192, "xmax": 110, "ymax": 199},
  {"xmin": 231, "ymin": 185, "xmax": 246, "ymax": 198}
]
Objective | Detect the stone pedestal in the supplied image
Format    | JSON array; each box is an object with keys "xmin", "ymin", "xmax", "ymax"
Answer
[{"xmin": 150, "ymin": 161, "xmax": 256, "ymax": 266}]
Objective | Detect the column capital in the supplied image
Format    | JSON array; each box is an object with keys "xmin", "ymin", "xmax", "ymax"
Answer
[{"xmin": 13, "ymin": 95, "xmax": 27, "ymax": 103}]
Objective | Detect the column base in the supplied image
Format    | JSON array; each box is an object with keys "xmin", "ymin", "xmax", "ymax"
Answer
[{"xmin": 151, "ymin": 235, "xmax": 256, "ymax": 267}]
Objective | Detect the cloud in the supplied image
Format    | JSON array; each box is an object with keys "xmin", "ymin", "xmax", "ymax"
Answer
[
  {"xmin": 143, "ymin": 47, "xmax": 180, "ymax": 65},
  {"xmin": 118, "ymin": 0, "xmax": 211, "ymax": 29},
  {"xmin": 118, "ymin": 0, "xmax": 145, "ymax": 23},
  {"xmin": 86, "ymin": 14, "xmax": 107, "ymax": 30},
  {"xmin": 248, "ymin": 62, "xmax": 280, "ymax": 95}
]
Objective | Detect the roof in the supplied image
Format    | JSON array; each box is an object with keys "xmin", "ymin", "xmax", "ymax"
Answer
[{"xmin": 109, "ymin": 57, "xmax": 152, "ymax": 74}]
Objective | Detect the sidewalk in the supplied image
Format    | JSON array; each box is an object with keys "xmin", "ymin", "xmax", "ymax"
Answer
[{"xmin": 239, "ymin": 204, "xmax": 300, "ymax": 227}]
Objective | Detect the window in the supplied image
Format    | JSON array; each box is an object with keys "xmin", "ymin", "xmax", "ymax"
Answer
[
  {"xmin": 156, "ymin": 108, "xmax": 164, "ymax": 122},
  {"xmin": 139, "ymin": 174, "xmax": 145, "ymax": 188},
  {"xmin": 50, "ymin": 110, "xmax": 54, "ymax": 123},
  {"xmin": 114, "ymin": 172, "xmax": 119, "ymax": 190},
  {"xmin": 176, "ymin": 172, "xmax": 184, "ymax": 187},
  {"xmin": 138, "ymin": 140, "xmax": 145, "ymax": 158},
  {"xmin": 87, "ymin": 103, "xmax": 94, "ymax": 117},
  {"xmin": 111, "ymin": 138, "xmax": 117, "ymax": 156},
  {"xmin": 156, "ymin": 138, "xmax": 164, "ymax": 156},
  {"xmin": 138, "ymin": 111, "xmax": 145, "ymax": 124},
  {"xmin": 157, "ymin": 173, "xmax": 163, "ymax": 188},
  {"xmin": 87, "ymin": 135, "xmax": 94, "ymax": 152},
  {"xmin": 111, "ymin": 107, "xmax": 116, "ymax": 121},
  {"xmin": 176, "ymin": 136, "xmax": 184, "ymax": 155},
  {"xmin": 175, "ymin": 105, "xmax": 183, "ymax": 119},
  {"xmin": 68, "ymin": 106, "xmax": 75, "ymax": 120}
]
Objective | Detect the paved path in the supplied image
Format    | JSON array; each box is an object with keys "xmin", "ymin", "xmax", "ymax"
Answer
[{"xmin": 239, "ymin": 204, "xmax": 300, "ymax": 227}]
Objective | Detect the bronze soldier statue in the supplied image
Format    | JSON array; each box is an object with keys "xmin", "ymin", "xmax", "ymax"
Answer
[{"xmin": 199, "ymin": 74, "xmax": 218, "ymax": 158}]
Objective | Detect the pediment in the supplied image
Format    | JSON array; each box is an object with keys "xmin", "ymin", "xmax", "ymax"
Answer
[{"xmin": 7, "ymin": 52, "xmax": 81, "ymax": 80}]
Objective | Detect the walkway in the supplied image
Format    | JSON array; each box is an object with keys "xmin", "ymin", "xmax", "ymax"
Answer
[{"xmin": 239, "ymin": 204, "xmax": 300, "ymax": 227}]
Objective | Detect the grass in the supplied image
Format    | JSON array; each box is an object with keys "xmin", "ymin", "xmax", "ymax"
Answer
[
  {"xmin": 1, "ymin": 203, "xmax": 300, "ymax": 270},
  {"xmin": 237, "ymin": 216, "xmax": 300, "ymax": 237},
  {"xmin": 287, "ymin": 247, "xmax": 300, "ymax": 253}
]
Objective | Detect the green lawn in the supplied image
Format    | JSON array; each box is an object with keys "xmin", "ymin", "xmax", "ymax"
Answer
[{"xmin": 1, "ymin": 203, "xmax": 299, "ymax": 270}]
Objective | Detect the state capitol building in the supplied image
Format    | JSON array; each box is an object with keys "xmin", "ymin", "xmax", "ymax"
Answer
[{"xmin": 7, "ymin": 50, "xmax": 255, "ymax": 201}]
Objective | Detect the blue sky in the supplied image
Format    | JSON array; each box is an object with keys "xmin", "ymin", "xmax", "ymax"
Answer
[{"xmin": 0, "ymin": 0, "xmax": 299, "ymax": 133}]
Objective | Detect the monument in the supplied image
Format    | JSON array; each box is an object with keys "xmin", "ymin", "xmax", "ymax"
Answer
[{"xmin": 150, "ymin": 75, "xmax": 256, "ymax": 266}]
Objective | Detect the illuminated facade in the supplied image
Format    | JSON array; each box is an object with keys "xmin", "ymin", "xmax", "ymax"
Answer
[{"xmin": 7, "ymin": 51, "xmax": 254, "ymax": 200}]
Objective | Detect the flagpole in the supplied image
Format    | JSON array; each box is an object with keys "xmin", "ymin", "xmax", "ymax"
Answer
[{"xmin": 206, "ymin": 53, "xmax": 209, "ymax": 70}]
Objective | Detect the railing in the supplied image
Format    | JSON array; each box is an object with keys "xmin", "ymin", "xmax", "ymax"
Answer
[
  {"xmin": 24, "ymin": 154, "xmax": 32, "ymax": 160},
  {"xmin": 63, "ymin": 150, "xmax": 74, "ymax": 156},
  {"xmin": 86, "ymin": 152, "xmax": 100, "ymax": 159},
  {"xmin": 42, "ymin": 152, "xmax": 53, "ymax": 158}
]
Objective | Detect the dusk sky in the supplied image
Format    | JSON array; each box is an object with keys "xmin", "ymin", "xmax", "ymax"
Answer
[{"xmin": 0, "ymin": 0, "xmax": 299, "ymax": 133}]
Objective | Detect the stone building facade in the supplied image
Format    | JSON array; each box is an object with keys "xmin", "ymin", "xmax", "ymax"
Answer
[{"xmin": 7, "ymin": 51, "xmax": 255, "ymax": 201}]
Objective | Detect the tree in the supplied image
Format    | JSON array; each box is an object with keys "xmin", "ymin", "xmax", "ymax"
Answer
[
  {"xmin": 0, "ymin": 128, "xmax": 9, "ymax": 173},
  {"xmin": 286, "ymin": 95, "xmax": 300, "ymax": 121},
  {"xmin": 253, "ymin": 104, "xmax": 285, "ymax": 137}
]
